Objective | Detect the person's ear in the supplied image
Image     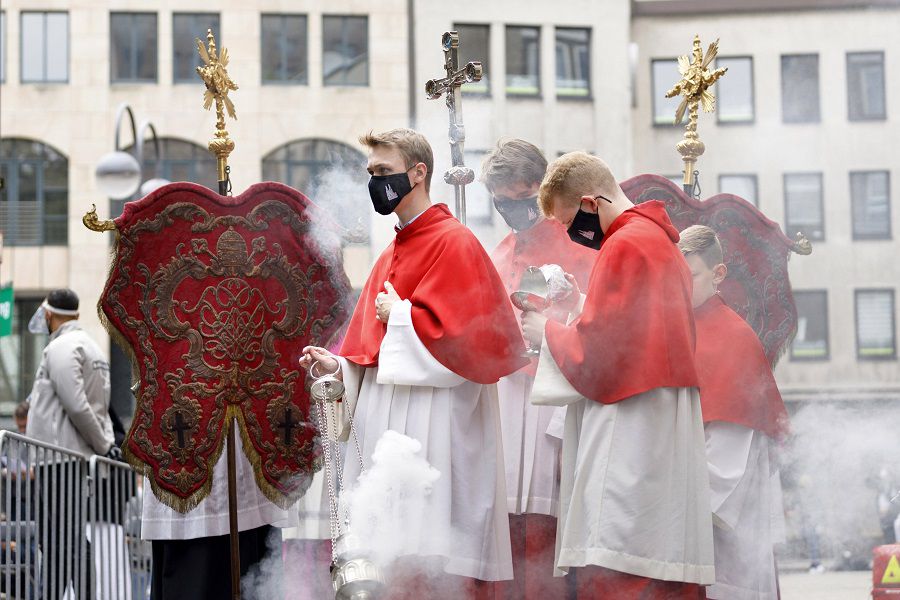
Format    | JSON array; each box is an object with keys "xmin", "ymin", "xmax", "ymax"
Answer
[
  {"xmin": 411, "ymin": 162, "xmax": 426, "ymax": 186},
  {"xmin": 580, "ymin": 195, "xmax": 599, "ymax": 214},
  {"xmin": 712, "ymin": 263, "xmax": 728, "ymax": 286}
]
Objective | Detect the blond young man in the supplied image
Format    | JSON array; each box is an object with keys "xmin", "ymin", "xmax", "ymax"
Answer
[
  {"xmin": 522, "ymin": 152, "xmax": 714, "ymax": 599},
  {"xmin": 679, "ymin": 225, "xmax": 789, "ymax": 600},
  {"xmin": 299, "ymin": 128, "xmax": 526, "ymax": 598},
  {"xmin": 482, "ymin": 139, "xmax": 596, "ymax": 599}
]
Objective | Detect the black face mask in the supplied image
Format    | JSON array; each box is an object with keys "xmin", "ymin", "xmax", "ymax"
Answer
[
  {"xmin": 567, "ymin": 208, "xmax": 603, "ymax": 250},
  {"xmin": 493, "ymin": 195, "xmax": 541, "ymax": 231},
  {"xmin": 368, "ymin": 168, "xmax": 414, "ymax": 215}
]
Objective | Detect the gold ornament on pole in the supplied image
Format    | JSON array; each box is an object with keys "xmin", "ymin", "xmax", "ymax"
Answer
[
  {"xmin": 83, "ymin": 204, "xmax": 117, "ymax": 232},
  {"xmin": 665, "ymin": 35, "xmax": 728, "ymax": 196},
  {"xmin": 196, "ymin": 29, "xmax": 238, "ymax": 196}
]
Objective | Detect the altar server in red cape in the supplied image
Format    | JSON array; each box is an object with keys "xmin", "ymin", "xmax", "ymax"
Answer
[
  {"xmin": 679, "ymin": 225, "xmax": 790, "ymax": 600},
  {"xmin": 522, "ymin": 152, "xmax": 714, "ymax": 599},
  {"xmin": 299, "ymin": 128, "xmax": 527, "ymax": 598},
  {"xmin": 481, "ymin": 139, "xmax": 596, "ymax": 599}
]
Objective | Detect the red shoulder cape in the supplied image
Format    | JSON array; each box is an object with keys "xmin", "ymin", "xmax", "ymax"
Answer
[
  {"xmin": 491, "ymin": 218, "xmax": 597, "ymax": 376},
  {"xmin": 340, "ymin": 204, "xmax": 528, "ymax": 384},
  {"xmin": 544, "ymin": 201, "xmax": 699, "ymax": 404},
  {"xmin": 694, "ymin": 294, "xmax": 790, "ymax": 439}
]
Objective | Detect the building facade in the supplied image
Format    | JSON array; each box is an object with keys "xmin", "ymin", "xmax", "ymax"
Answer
[
  {"xmin": 0, "ymin": 0, "xmax": 411, "ymax": 417},
  {"xmin": 1, "ymin": 0, "xmax": 639, "ymax": 418},
  {"xmin": 2, "ymin": 0, "xmax": 899, "ymax": 556},
  {"xmin": 631, "ymin": 0, "xmax": 900, "ymax": 560},
  {"xmin": 631, "ymin": 1, "xmax": 900, "ymax": 409}
]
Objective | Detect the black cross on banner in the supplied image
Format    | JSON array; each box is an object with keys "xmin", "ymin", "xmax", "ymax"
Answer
[
  {"xmin": 277, "ymin": 406, "xmax": 299, "ymax": 446},
  {"xmin": 171, "ymin": 411, "xmax": 190, "ymax": 448}
]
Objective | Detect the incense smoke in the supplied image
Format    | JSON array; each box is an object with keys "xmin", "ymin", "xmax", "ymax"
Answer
[
  {"xmin": 341, "ymin": 429, "xmax": 445, "ymax": 568},
  {"xmin": 781, "ymin": 403, "xmax": 900, "ymax": 566}
]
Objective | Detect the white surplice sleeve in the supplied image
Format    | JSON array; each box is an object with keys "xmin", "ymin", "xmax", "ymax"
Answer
[
  {"xmin": 530, "ymin": 336, "xmax": 583, "ymax": 407},
  {"xmin": 705, "ymin": 420, "xmax": 755, "ymax": 531},
  {"xmin": 375, "ymin": 299, "xmax": 465, "ymax": 388},
  {"xmin": 545, "ymin": 407, "xmax": 567, "ymax": 439}
]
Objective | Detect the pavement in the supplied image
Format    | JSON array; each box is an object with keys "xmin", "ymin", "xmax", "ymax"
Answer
[{"xmin": 780, "ymin": 570, "xmax": 874, "ymax": 600}]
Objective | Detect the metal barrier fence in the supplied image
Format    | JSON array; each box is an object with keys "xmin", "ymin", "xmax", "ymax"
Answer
[{"xmin": 0, "ymin": 431, "xmax": 151, "ymax": 600}]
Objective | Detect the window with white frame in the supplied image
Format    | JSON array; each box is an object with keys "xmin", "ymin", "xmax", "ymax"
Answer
[
  {"xmin": 719, "ymin": 174, "xmax": 758, "ymax": 207},
  {"xmin": 0, "ymin": 138, "xmax": 68, "ymax": 246},
  {"xmin": 556, "ymin": 27, "xmax": 590, "ymax": 98},
  {"xmin": 784, "ymin": 173, "xmax": 824, "ymax": 241},
  {"xmin": 110, "ymin": 12, "xmax": 158, "ymax": 82},
  {"xmin": 851, "ymin": 171, "xmax": 891, "ymax": 240},
  {"xmin": 323, "ymin": 15, "xmax": 368, "ymax": 86},
  {"xmin": 261, "ymin": 14, "xmax": 308, "ymax": 84},
  {"xmin": 506, "ymin": 26, "xmax": 540, "ymax": 96},
  {"xmin": 173, "ymin": 13, "xmax": 220, "ymax": 83},
  {"xmin": 454, "ymin": 24, "xmax": 490, "ymax": 95},
  {"xmin": 651, "ymin": 59, "xmax": 680, "ymax": 125},
  {"xmin": 716, "ymin": 56, "xmax": 753, "ymax": 123},
  {"xmin": 847, "ymin": 51, "xmax": 886, "ymax": 121},
  {"xmin": 21, "ymin": 11, "xmax": 68, "ymax": 83},
  {"xmin": 792, "ymin": 290, "xmax": 829, "ymax": 360},
  {"xmin": 781, "ymin": 54, "xmax": 820, "ymax": 123},
  {"xmin": 855, "ymin": 289, "xmax": 896, "ymax": 359}
]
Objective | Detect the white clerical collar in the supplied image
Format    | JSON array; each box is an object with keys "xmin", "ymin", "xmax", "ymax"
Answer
[{"xmin": 396, "ymin": 208, "xmax": 429, "ymax": 231}]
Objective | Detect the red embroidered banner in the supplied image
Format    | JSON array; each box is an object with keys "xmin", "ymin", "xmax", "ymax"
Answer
[
  {"xmin": 101, "ymin": 182, "xmax": 352, "ymax": 512},
  {"xmin": 622, "ymin": 174, "xmax": 808, "ymax": 365}
]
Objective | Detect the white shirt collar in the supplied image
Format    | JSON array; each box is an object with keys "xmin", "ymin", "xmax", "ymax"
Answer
[{"xmin": 396, "ymin": 208, "xmax": 429, "ymax": 231}]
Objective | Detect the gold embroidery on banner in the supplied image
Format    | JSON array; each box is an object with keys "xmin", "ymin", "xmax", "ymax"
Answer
[{"xmin": 107, "ymin": 199, "xmax": 342, "ymax": 511}]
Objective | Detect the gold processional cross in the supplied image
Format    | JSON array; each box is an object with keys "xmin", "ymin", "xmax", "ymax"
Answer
[
  {"xmin": 196, "ymin": 29, "xmax": 238, "ymax": 195},
  {"xmin": 665, "ymin": 35, "xmax": 728, "ymax": 196}
]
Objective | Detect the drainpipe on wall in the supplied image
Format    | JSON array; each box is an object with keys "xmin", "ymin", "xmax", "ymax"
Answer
[{"xmin": 407, "ymin": 0, "xmax": 417, "ymax": 128}]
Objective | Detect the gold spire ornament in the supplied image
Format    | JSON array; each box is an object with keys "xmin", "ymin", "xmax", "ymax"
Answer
[
  {"xmin": 196, "ymin": 29, "xmax": 238, "ymax": 195},
  {"xmin": 665, "ymin": 35, "xmax": 728, "ymax": 194}
]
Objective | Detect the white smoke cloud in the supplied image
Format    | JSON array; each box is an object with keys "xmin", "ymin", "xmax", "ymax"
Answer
[
  {"xmin": 782, "ymin": 403, "xmax": 900, "ymax": 564},
  {"xmin": 341, "ymin": 430, "xmax": 445, "ymax": 568}
]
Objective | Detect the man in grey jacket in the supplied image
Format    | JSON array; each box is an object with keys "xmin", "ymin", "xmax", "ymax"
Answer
[
  {"xmin": 25, "ymin": 288, "xmax": 117, "ymax": 598},
  {"xmin": 26, "ymin": 288, "xmax": 115, "ymax": 457}
]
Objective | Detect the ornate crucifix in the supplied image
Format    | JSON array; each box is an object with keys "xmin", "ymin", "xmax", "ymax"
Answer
[
  {"xmin": 665, "ymin": 35, "xmax": 728, "ymax": 196},
  {"xmin": 196, "ymin": 29, "xmax": 238, "ymax": 196},
  {"xmin": 425, "ymin": 31, "xmax": 484, "ymax": 225}
]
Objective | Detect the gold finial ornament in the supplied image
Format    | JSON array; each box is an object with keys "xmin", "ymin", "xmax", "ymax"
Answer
[
  {"xmin": 792, "ymin": 232, "xmax": 813, "ymax": 255},
  {"xmin": 196, "ymin": 29, "xmax": 238, "ymax": 195},
  {"xmin": 665, "ymin": 35, "xmax": 728, "ymax": 193},
  {"xmin": 83, "ymin": 204, "xmax": 117, "ymax": 232}
]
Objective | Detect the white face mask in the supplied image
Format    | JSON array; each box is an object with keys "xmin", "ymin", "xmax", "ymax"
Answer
[{"xmin": 28, "ymin": 300, "xmax": 79, "ymax": 335}]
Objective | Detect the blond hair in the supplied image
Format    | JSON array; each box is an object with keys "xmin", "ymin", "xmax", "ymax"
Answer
[
  {"xmin": 678, "ymin": 225, "xmax": 724, "ymax": 268},
  {"xmin": 359, "ymin": 128, "xmax": 434, "ymax": 191},
  {"xmin": 480, "ymin": 138, "xmax": 547, "ymax": 192},
  {"xmin": 538, "ymin": 151, "xmax": 618, "ymax": 216}
]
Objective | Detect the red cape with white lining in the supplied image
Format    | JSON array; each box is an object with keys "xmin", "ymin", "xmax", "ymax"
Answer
[
  {"xmin": 341, "ymin": 203, "xmax": 528, "ymax": 384},
  {"xmin": 694, "ymin": 294, "xmax": 790, "ymax": 439},
  {"xmin": 545, "ymin": 201, "xmax": 699, "ymax": 404}
]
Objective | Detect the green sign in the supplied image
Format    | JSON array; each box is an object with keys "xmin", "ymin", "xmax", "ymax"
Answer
[{"xmin": 0, "ymin": 286, "xmax": 12, "ymax": 337}]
